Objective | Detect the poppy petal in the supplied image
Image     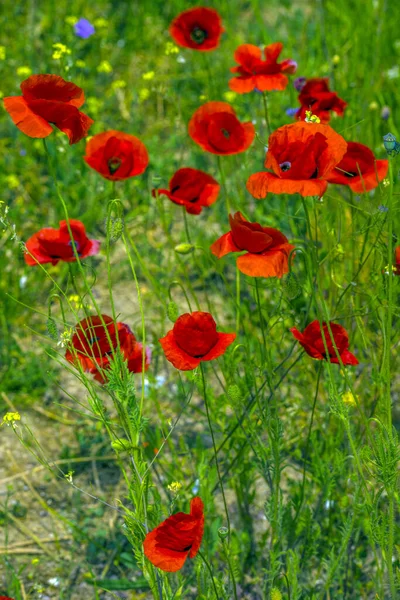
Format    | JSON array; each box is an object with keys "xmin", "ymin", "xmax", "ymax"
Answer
[
  {"xmin": 159, "ymin": 330, "xmax": 201, "ymax": 371},
  {"xmin": 201, "ymin": 332, "xmax": 236, "ymax": 361},
  {"xmin": 21, "ymin": 74, "xmax": 85, "ymax": 107},
  {"xmin": 143, "ymin": 528, "xmax": 189, "ymax": 572},
  {"xmin": 236, "ymin": 245, "xmax": 294, "ymax": 278},
  {"xmin": 210, "ymin": 232, "xmax": 240, "ymax": 258},
  {"xmin": 228, "ymin": 76, "xmax": 256, "ymax": 93},
  {"xmin": 4, "ymin": 96, "xmax": 53, "ymax": 138},
  {"xmin": 234, "ymin": 43, "xmax": 262, "ymax": 65},
  {"xmin": 254, "ymin": 74, "xmax": 288, "ymax": 92},
  {"xmin": 264, "ymin": 42, "xmax": 283, "ymax": 62},
  {"xmin": 247, "ymin": 171, "xmax": 328, "ymax": 198}
]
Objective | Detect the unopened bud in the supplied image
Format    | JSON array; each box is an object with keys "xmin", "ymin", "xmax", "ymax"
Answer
[{"xmin": 174, "ymin": 243, "xmax": 195, "ymax": 255}]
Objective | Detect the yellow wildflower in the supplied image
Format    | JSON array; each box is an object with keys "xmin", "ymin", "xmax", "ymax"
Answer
[
  {"xmin": 111, "ymin": 79, "xmax": 127, "ymax": 90},
  {"xmin": 94, "ymin": 17, "xmax": 108, "ymax": 28},
  {"xmin": 65, "ymin": 16, "xmax": 78, "ymax": 25},
  {"xmin": 75, "ymin": 59, "xmax": 86, "ymax": 68},
  {"xmin": 332, "ymin": 54, "xmax": 340, "ymax": 65},
  {"xmin": 167, "ymin": 482, "xmax": 182, "ymax": 494},
  {"xmin": 165, "ymin": 41, "xmax": 179, "ymax": 55},
  {"xmin": 52, "ymin": 43, "xmax": 71, "ymax": 60},
  {"xmin": 223, "ymin": 91, "xmax": 237, "ymax": 103},
  {"xmin": 0, "ymin": 46, "xmax": 6, "ymax": 60},
  {"xmin": 6, "ymin": 175, "xmax": 20, "ymax": 189},
  {"xmin": 2, "ymin": 412, "xmax": 21, "ymax": 426},
  {"xmin": 369, "ymin": 101, "xmax": 379, "ymax": 111},
  {"xmin": 342, "ymin": 391, "xmax": 358, "ymax": 407},
  {"xmin": 138, "ymin": 88, "xmax": 150, "ymax": 102},
  {"xmin": 142, "ymin": 71, "xmax": 155, "ymax": 81},
  {"xmin": 305, "ymin": 110, "xmax": 321, "ymax": 124},
  {"xmin": 97, "ymin": 60, "xmax": 113, "ymax": 74},
  {"xmin": 16, "ymin": 66, "xmax": 32, "ymax": 78}
]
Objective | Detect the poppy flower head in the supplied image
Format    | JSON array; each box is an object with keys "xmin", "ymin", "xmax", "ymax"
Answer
[
  {"xmin": 153, "ymin": 168, "xmax": 220, "ymax": 215},
  {"xmin": 84, "ymin": 130, "xmax": 149, "ymax": 181},
  {"xmin": 290, "ymin": 320, "xmax": 358, "ymax": 365},
  {"xmin": 24, "ymin": 219, "xmax": 100, "ymax": 266},
  {"xmin": 246, "ymin": 121, "xmax": 347, "ymax": 198},
  {"xmin": 189, "ymin": 101, "xmax": 255, "ymax": 155},
  {"xmin": 327, "ymin": 141, "xmax": 389, "ymax": 193},
  {"xmin": 170, "ymin": 7, "xmax": 223, "ymax": 51},
  {"xmin": 394, "ymin": 246, "xmax": 400, "ymax": 276},
  {"xmin": 4, "ymin": 74, "xmax": 93, "ymax": 144},
  {"xmin": 211, "ymin": 212, "xmax": 295, "ymax": 278},
  {"xmin": 66, "ymin": 315, "xmax": 150, "ymax": 383},
  {"xmin": 296, "ymin": 78, "xmax": 347, "ymax": 123},
  {"xmin": 159, "ymin": 311, "xmax": 236, "ymax": 371},
  {"xmin": 143, "ymin": 497, "xmax": 204, "ymax": 572},
  {"xmin": 229, "ymin": 42, "xmax": 297, "ymax": 93}
]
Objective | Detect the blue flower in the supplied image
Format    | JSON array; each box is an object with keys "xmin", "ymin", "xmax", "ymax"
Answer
[
  {"xmin": 285, "ymin": 107, "xmax": 298, "ymax": 117},
  {"xmin": 74, "ymin": 18, "xmax": 95, "ymax": 39}
]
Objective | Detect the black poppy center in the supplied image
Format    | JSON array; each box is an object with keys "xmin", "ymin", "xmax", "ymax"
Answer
[
  {"xmin": 344, "ymin": 171, "xmax": 357, "ymax": 178},
  {"xmin": 279, "ymin": 161, "xmax": 291, "ymax": 172},
  {"xmin": 221, "ymin": 128, "xmax": 230, "ymax": 139},
  {"xmin": 190, "ymin": 26, "xmax": 208, "ymax": 44},
  {"xmin": 89, "ymin": 335, "xmax": 101, "ymax": 346},
  {"xmin": 108, "ymin": 157, "xmax": 122, "ymax": 175}
]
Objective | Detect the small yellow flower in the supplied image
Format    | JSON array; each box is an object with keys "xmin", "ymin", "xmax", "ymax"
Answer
[
  {"xmin": 94, "ymin": 17, "xmax": 108, "ymax": 28},
  {"xmin": 2, "ymin": 412, "xmax": 21, "ymax": 426},
  {"xmin": 65, "ymin": 16, "xmax": 78, "ymax": 25},
  {"xmin": 31, "ymin": 558, "xmax": 40, "ymax": 565},
  {"xmin": 0, "ymin": 91, "xmax": 4, "ymax": 99},
  {"xmin": 16, "ymin": 66, "xmax": 32, "ymax": 78},
  {"xmin": 0, "ymin": 46, "xmax": 6, "ymax": 60},
  {"xmin": 142, "ymin": 71, "xmax": 155, "ymax": 81},
  {"xmin": 369, "ymin": 101, "xmax": 379, "ymax": 111},
  {"xmin": 165, "ymin": 41, "xmax": 179, "ymax": 55},
  {"xmin": 52, "ymin": 43, "xmax": 71, "ymax": 60},
  {"xmin": 223, "ymin": 91, "xmax": 237, "ymax": 103},
  {"xmin": 75, "ymin": 59, "xmax": 86, "ymax": 68},
  {"xmin": 6, "ymin": 175, "xmax": 20, "ymax": 189},
  {"xmin": 342, "ymin": 391, "xmax": 358, "ymax": 407},
  {"xmin": 305, "ymin": 110, "xmax": 321, "ymax": 124},
  {"xmin": 332, "ymin": 54, "xmax": 340, "ymax": 65},
  {"xmin": 382, "ymin": 178, "xmax": 390, "ymax": 187},
  {"xmin": 167, "ymin": 482, "xmax": 182, "ymax": 494},
  {"xmin": 111, "ymin": 79, "xmax": 127, "ymax": 90},
  {"xmin": 57, "ymin": 328, "xmax": 73, "ymax": 348},
  {"xmin": 199, "ymin": 94, "xmax": 207, "ymax": 102},
  {"xmin": 138, "ymin": 88, "xmax": 150, "ymax": 102},
  {"xmin": 97, "ymin": 60, "xmax": 113, "ymax": 74}
]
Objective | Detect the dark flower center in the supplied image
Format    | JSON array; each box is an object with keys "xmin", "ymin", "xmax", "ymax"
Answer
[
  {"xmin": 68, "ymin": 240, "xmax": 80, "ymax": 252},
  {"xmin": 221, "ymin": 128, "xmax": 230, "ymax": 139},
  {"xmin": 190, "ymin": 26, "xmax": 208, "ymax": 44},
  {"xmin": 108, "ymin": 157, "xmax": 122, "ymax": 175},
  {"xmin": 279, "ymin": 161, "xmax": 291, "ymax": 172}
]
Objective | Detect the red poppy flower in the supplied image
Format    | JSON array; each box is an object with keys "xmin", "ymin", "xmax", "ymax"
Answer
[
  {"xmin": 159, "ymin": 311, "xmax": 236, "ymax": 371},
  {"xmin": 211, "ymin": 212, "xmax": 295, "ymax": 277},
  {"xmin": 170, "ymin": 7, "xmax": 223, "ymax": 52},
  {"xmin": 84, "ymin": 130, "xmax": 149, "ymax": 181},
  {"xmin": 189, "ymin": 102, "xmax": 255, "ymax": 155},
  {"xmin": 394, "ymin": 246, "xmax": 400, "ymax": 276},
  {"xmin": 24, "ymin": 220, "xmax": 100, "ymax": 266},
  {"xmin": 326, "ymin": 141, "xmax": 388, "ymax": 193},
  {"xmin": 229, "ymin": 43, "xmax": 297, "ymax": 93},
  {"xmin": 3, "ymin": 74, "xmax": 93, "ymax": 144},
  {"xmin": 65, "ymin": 315, "xmax": 151, "ymax": 383},
  {"xmin": 246, "ymin": 121, "xmax": 347, "ymax": 198},
  {"xmin": 290, "ymin": 321, "xmax": 358, "ymax": 365},
  {"xmin": 295, "ymin": 78, "xmax": 347, "ymax": 124},
  {"xmin": 144, "ymin": 497, "xmax": 204, "ymax": 572},
  {"xmin": 153, "ymin": 168, "xmax": 220, "ymax": 215}
]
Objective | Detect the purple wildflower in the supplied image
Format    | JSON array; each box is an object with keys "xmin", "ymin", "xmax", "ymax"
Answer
[
  {"xmin": 293, "ymin": 77, "xmax": 306, "ymax": 91},
  {"xmin": 74, "ymin": 18, "xmax": 95, "ymax": 39}
]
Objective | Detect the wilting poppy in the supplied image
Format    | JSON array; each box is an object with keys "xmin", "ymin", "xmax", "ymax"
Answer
[
  {"xmin": 65, "ymin": 315, "xmax": 150, "ymax": 383},
  {"xmin": 170, "ymin": 7, "xmax": 223, "ymax": 52},
  {"xmin": 189, "ymin": 101, "xmax": 255, "ymax": 155},
  {"xmin": 295, "ymin": 78, "xmax": 347, "ymax": 123},
  {"xmin": 3, "ymin": 74, "xmax": 93, "ymax": 144},
  {"xmin": 327, "ymin": 141, "xmax": 388, "ymax": 192},
  {"xmin": 144, "ymin": 497, "xmax": 204, "ymax": 572},
  {"xmin": 246, "ymin": 121, "xmax": 347, "ymax": 198},
  {"xmin": 24, "ymin": 220, "xmax": 100, "ymax": 266},
  {"xmin": 211, "ymin": 212, "xmax": 295, "ymax": 277},
  {"xmin": 290, "ymin": 321, "xmax": 358, "ymax": 365},
  {"xmin": 229, "ymin": 43, "xmax": 297, "ymax": 93},
  {"xmin": 84, "ymin": 130, "xmax": 149, "ymax": 181},
  {"xmin": 153, "ymin": 168, "xmax": 220, "ymax": 214},
  {"xmin": 160, "ymin": 311, "xmax": 236, "ymax": 371}
]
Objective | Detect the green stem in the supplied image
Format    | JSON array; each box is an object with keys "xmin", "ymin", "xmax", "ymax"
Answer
[
  {"xmin": 198, "ymin": 550, "xmax": 220, "ymax": 600},
  {"xmin": 223, "ymin": 539, "xmax": 238, "ymax": 600},
  {"xmin": 182, "ymin": 207, "xmax": 192, "ymax": 244},
  {"xmin": 262, "ymin": 91, "xmax": 271, "ymax": 136},
  {"xmin": 387, "ymin": 492, "xmax": 396, "ymax": 599},
  {"xmin": 200, "ymin": 363, "xmax": 231, "ymax": 538},
  {"xmin": 217, "ymin": 155, "xmax": 231, "ymax": 214},
  {"xmin": 236, "ymin": 268, "xmax": 241, "ymax": 334},
  {"xmin": 385, "ymin": 157, "xmax": 394, "ymax": 429}
]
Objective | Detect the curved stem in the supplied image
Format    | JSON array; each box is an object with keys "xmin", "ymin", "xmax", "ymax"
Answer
[
  {"xmin": 198, "ymin": 550, "xmax": 220, "ymax": 600},
  {"xmin": 262, "ymin": 91, "xmax": 271, "ymax": 135},
  {"xmin": 183, "ymin": 207, "xmax": 192, "ymax": 244}
]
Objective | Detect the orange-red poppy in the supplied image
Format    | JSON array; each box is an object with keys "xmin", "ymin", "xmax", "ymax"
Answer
[
  {"xmin": 394, "ymin": 246, "xmax": 400, "ymax": 276},
  {"xmin": 170, "ymin": 7, "xmax": 223, "ymax": 51},
  {"xmin": 24, "ymin": 220, "xmax": 100, "ymax": 266},
  {"xmin": 84, "ymin": 130, "xmax": 149, "ymax": 181},
  {"xmin": 3, "ymin": 74, "xmax": 93, "ymax": 144},
  {"xmin": 290, "ymin": 321, "xmax": 358, "ymax": 365},
  {"xmin": 160, "ymin": 311, "xmax": 236, "ymax": 371},
  {"xmin": 229, "ymin": 43, "xmax": 297, "ymax": 93},
  {"xmin": 211, "ymin": 212, "xmax": 294, "ymax": 277},
  {"xmin": 189, "ymin": 101, "xmax": 255, "ymax": 155},
  {"xmin": 144, "ymin": 497, "xmax": 204, "ymax": 572},
  {"xmin": 326, "ymin": 141, "xmax": 388, "ymax": 192},
  {"xmin": 246, "ymin": 121, "xmax": 347, "ymax": 198},
  {"xmin": 153, "ymin": 168, "xmax": 220, "ymax": 214},
  {"xmin": 295, "ymin": 78, "xmax": 347, "ymax": 123},
  {"xmin": 65, "ymin": 315, "xmax": 150, "ymax": 383}
]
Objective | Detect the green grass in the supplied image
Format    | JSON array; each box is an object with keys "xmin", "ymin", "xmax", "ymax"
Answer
[{"xmin": 0, "ymin": 0, "xmax": 399, "ymax": 598}]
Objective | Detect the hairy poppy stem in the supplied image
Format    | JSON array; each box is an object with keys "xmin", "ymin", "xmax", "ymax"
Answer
[
  {"xmin": 262, "ymin": 91, "xmax": 271, "ymax": 136},
  {"xmin": 236, "ymin": 268, "xmax": 241, "ymax": 333},
  {"xmin": 198, "ymin": 550, "xmax": 221, "ymax": 599},
  {"xmin": 182, "ymin": 207, "xmax": 192, "ymax": 244},
  {"xmin": 385, "ymin": 157, "xmax": 394, "ymax": 430},
  {"xmin": 217, "ymin": 155, "xmax": 231, "ymax": 214},
  {"xmin": 199, "ymin": 363, "xmax": 231, "ymax": 538}
]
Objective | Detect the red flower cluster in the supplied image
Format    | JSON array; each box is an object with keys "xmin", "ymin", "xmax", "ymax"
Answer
[
  {"xmin": 24, "ymin": 220, "xmax": 100, "ymax": 266},
  {"xmin": 170, "ymin": 7, "xmax": 223, "ymax": 51},
  {"xmin": 4, "ymin": 74, "xmax": 93, "ymax": 144},
  {"xmin": 84, "ymin": 130, "xmax": 149, "ymax": 181},
  {"xmin": 247, "ymin": 121, "xmax": 347, "ymax": 198},
  {"xmin": 66, "ymin": 315, "xmax": 150, "ymax": 383},
  {"xmin": 327, "ymin": 141, "xmax": 388, "ymax": 192},
  {"xmin": 159, "ymin": 311, "xmax": 236, "ymax": 371},
  {"xmin": 211, "ymin": 212, "xmax": 295, "ymax": 278},
  {"xmin": 291, "ymin": 321, "xmax": 358, "ymax": 366},
  {"xmin": 153, "ymin": 168, "xmax": 220, "ymax": 214},
  {"xmin": 189, "ymin": 102, "xmax": 255, "ymax": 155},
  {"xmin": 296, "ymin": 78, "xmax": 347, "ymax": 123},
  {"xmin": 144, "ymin": 497, "xmax": 204, "ymax": 572},
  {"xmin": 229, "ymin": 43, "xmax": 297, "ymax": 93}
]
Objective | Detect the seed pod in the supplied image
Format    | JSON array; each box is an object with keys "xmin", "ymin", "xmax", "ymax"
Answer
[
  {"xmin": 46, "ymin": 317, "xmax": 59, "ymax": 341},
  {"xmin": 174, "ymin": 243, "xmax": 195, "ymax": 255}
]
